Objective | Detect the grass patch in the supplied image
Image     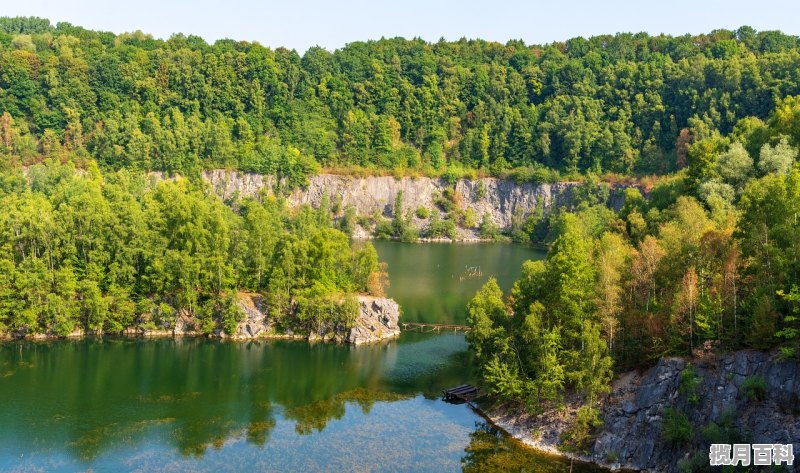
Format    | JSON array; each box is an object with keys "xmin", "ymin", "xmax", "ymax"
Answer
[
  {"xmin": 662, "ymin": 407, "xmax": 693, "ymax": 445},
  {"xmin": 741, "ymin": 375, "xmax": 767, "ymax": 402}
]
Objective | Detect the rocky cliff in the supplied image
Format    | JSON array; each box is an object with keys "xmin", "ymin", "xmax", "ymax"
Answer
[
  {"xmin": 596, "ymin": 351, "xmax": 798, "ymax": 472},
  {"xmin": 200, "ymin": 170, "xmax": 629, "ymax": 232},
  {"xmin": 491, "ymin": 350, "xmax": 799, "ymax": 472},
  {"xmin": 346, "ymin": 296, "xmax": 401, "ymax": 345}
]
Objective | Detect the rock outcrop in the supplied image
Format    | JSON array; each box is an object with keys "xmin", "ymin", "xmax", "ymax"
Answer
[
  {"xmin": 172, "ymin": 292, "xmax": 400, "ymax": 344},
  {"xmin": 231, "ymin": 292, "xmax": 272, "ymax": 339},
  {"xmin": 594, "ymin": 351, "xmax": 799, "ymax": 472},
  {"xmin": 347, "ymin": 296, "xmax": 401, "ymax": 345},
  {"xmin": 198, "ymin": 170, "xmax": 632, "ymax": 232},
  {"xmin": 491, "ymin": 350, "xmax": 800, "ymax": 472}
]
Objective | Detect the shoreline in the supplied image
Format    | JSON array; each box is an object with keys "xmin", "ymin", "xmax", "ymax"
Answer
[
  {"xmin": 0, "ymin": 327, "xmax": 401, "ymax": 345},
  {"xmin": 463, "ymin": 397, "xmax": 624, "ymax": 472},
  {"xmin": 482, "ymin": 406, "xmax": 624, "ymax": 471}
]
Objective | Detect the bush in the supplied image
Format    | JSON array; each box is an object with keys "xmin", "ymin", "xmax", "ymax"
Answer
[
  {"xmin": 425, "ymin": 209, "xmax": 455, "ymax": 239},
  {"xmin": 434, "ymin": 190, "xmax": 456, "ymax": 212},
  {"xmin": 463, "ymin": 207, "xmax": 478, "ymax": 228},
  {"xmin": 677, "ymin": 451, "xmax": 708, "ymax": 473},
  {"xmin": 415, "ymin": 206, "xmax": 429, "ymax": 219},
  {"xmin": 375, "ymin": 219, "xmax": 394, "ymax": 239},
  {"xmin": 479, "ymin": 212, "xmax": 499, "ymax": 240},
  {"xmin": 475, "ymin": 181, "xmax": 487, "ymax": 200},
  {"xmin": 561, "ymin": 406, "xmax": 603, "ymax": 452},
  {"xmin": 662, "ymin": 408, "xmax": 693, "ymax": 445},
  {"xmin": 741, "ymin": 376, "xmax": 767, "ymax": 401},
  {"xmin": 679, "ymin": 364, "xmax": 701, "ymax": 404}
]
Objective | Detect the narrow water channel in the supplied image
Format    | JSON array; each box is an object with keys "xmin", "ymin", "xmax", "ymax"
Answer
[{"xmin": 0, "ymin": 242, "xmax": 609, "ymax": 472}]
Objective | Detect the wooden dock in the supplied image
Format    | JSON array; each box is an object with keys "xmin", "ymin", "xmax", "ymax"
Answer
[
  {"xmin": 401, "ymin": 322, "xmax": 472, "ymax": 333},
  {"xmin": 442, "ymin": 384, "xmax": 479, "ymax": 403}
]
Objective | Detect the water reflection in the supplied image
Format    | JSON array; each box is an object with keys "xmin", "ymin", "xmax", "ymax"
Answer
[
  {"xmin": 0, "ymin": 334, "xmax": 480, "ymax": 470},
  {"xmin": 0, "ymin": 243, "xmax": 601, "ymax": 472}
]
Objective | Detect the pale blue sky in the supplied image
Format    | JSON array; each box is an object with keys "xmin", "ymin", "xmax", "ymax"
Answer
[{"xmin": 3, "ymin": 0, "xmax": 799, "ymax": 52}]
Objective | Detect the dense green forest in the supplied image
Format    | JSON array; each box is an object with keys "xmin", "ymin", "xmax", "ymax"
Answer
[
  {"xmin": 1, "ymin": 15, "xmax": 800, "ymax": 417},
  {"xmin": 0, "ymin": 161, "xmax": 385, "ymax": 337},
  {"xmin": 0, "ymin": 17, "xmax": 799, "ymax": 181},
  {"xmin": 466, "ymin": 95, "xmax": 800, "ymax": 446}
]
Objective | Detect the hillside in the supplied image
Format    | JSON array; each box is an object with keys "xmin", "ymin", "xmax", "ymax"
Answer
[{"xmin": 0, "ymin": 17, "xmax": 799, "ymax": 183}]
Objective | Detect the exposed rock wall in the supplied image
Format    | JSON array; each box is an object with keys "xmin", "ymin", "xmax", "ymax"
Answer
[
  {"xmin": 594, "ymin": 351, "xmax": 799, "ymax": 472},
  {"xmin": 491, "ymin": 351, "xmax": 800, "ymax": 472},
  {"xmin": 199, "ymin": 170, "xmax": 630, "ymax": 230},
  {"xmin": 347, "ymin": 296, "xmax": 401, "ymax": 345}
]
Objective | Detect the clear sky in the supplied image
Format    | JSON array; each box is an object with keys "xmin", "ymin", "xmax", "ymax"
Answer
[{"xmin": 4, "ymin": 0, "xmax": 799, "ymax": 52}]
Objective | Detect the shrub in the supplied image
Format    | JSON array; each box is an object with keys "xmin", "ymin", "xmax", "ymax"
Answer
[
  {"xmin": 463, "ymin": 208, "xmax": 478, "ymax": 228},
  {"xmin": 677, "ymin": 451, "xmax": 708, "ymax": 473},
  {"xmin": 415, "ymin": 206, "xmax": 429, "ymax": 219},
  {"xmin": 741, "ymin": 376, "xmax": 767, "ymax": 401},
  {"xmin": 375, "ymin": 219, "xmax": 394, "ymax": 239},
  {"xmin": 662, "ymin": 408, "xmax": 693, "ymax": 445},
  {"xmin": 479, "ymin": 212, "xmax": 499, "ymax": 240},
  {"xmin": 475, "ymin": 181, "xmax": 487, "ymax": 200},
  {"xmin": 434, "ymin": 189, "xmax": 456, "ymax": 212},
  {"xmin": 679, "ymin": 364, "xmax": 701, "ymax": 404},
  {"xmin": 561, "ymin": 406, "xmax": 603, "ymax": 452}
]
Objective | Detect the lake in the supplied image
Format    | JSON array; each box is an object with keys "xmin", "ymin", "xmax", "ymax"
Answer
[{"xmin": 0, "ymin": 242, "xmax": 607, "ymax": 472}]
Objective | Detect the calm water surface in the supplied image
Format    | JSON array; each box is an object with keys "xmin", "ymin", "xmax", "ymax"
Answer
[
  {"xmin": 371, "ymin": 241, "xmax": 544, "ymax": 324},
  {"xmin": 0, "ymin": 243, "xmax": 607, "ymax": 472}
]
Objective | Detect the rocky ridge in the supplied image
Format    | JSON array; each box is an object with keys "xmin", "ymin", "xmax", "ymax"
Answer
[{"xmin": 199, "ymin": 170, "xmax": 630, "ymax": 233}]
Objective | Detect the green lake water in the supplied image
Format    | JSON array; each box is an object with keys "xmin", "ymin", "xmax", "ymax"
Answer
[{"xmin": 0, "ymin": 242, "xmax": 608, "ymax": 472}]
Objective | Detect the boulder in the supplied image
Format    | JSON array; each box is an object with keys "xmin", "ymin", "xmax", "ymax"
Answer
[{"xmin": 346, "ymin": 296, "xmax": 401, "ymax": 345}]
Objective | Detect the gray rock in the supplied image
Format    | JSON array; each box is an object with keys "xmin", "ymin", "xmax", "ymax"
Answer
[
  {"xmin": 190, "ymin": 171, "xmax": 637, "ymax": 233},
  {"xmin": 590, "ymin": 351, "xmax": 800, "ymax": 472},
  {"xmin": 347, "ymin": 296, "xmax": 401, "ymax": 345}
]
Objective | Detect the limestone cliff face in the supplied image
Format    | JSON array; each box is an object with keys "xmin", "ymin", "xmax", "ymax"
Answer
[{"xmin": 200, "ymin": 170, "xmax": 629, "ymax": 231}]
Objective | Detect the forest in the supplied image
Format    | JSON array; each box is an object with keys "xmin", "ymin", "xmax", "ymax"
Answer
[
  {"xmin": 0, "ymin": 17, "xmax": 799, "ymax": 183},
  {"xmin": 1, "ymin": 15, "xmax": 799, "ymax": 425},
  {"xmin": 0, "ymin": 160, "xmax": 385, "ymax": 337},
  {"xmin": 466, "ymin": 95, "xmax": 800, "ymax": 448}
]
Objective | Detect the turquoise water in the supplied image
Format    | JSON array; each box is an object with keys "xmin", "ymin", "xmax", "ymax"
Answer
[{"xmin": 0, "ymin": 243, "xmax": 608, "ymax": 472}]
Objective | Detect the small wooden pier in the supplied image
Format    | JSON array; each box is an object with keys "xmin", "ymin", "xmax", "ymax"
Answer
[
  {"xmin": 401, "ymin": 322, "xmax": 472, "ymax": 333},
  {"xmin": 442, "ymin": 384, "xmax": 479, "ymax": 403}
]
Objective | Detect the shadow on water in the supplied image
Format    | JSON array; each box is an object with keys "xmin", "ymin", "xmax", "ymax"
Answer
[{"xmin": 0, "ymin": 243, "xmax": 608, "ymax": 472}]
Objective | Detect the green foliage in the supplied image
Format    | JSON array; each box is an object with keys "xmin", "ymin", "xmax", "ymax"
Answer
[
  {"xmin": 478, "ymin": 212, "xmax": 500, "ymax": 240},
  {"xmin": 415, "ymin": 206, "xmax": 429, "ymax": 219},
  {"xmin": 425, "ymin": 209, "xmax": 456, "ymax": 239},
  {"xmin": 662, "ymin": 408, "xmax": 693, "ymax": 445},
  {"xmin": 0, "ymin": 162, "xmax": 384, "ymax": 337},
  {"xmin": 741, "ymin": 376, "xmax": 768, "ymax": 401},
  {"xmin": 463, "ymin": 208, "xmax": 478, "ymax": 229},
  {"xmin": 467, "ymin": 213, "xmax": 612, "ymax": 407},
  {"xmin": 474, "ymin": 182, "xmax": 487, "ymax": 200},
  {"xmin": 0, "ymin": 19, "xmax": 798, "ymax": 180},
  {"xmin": 561, "ymin": 406, "xmax": 603, "ymax": 453},
  {"xmin": 679, "ymin": 364, "xmax": 702, "ymax": 404}
]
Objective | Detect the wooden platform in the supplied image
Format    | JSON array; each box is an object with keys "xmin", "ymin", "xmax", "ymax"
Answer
[
  {"xmin": 442, "ymin": 384, "xmax": 479, "ymax": 403},
  {"xmin": 401, "ymin": 322, "xmax": 472, "ymax": 333}
]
